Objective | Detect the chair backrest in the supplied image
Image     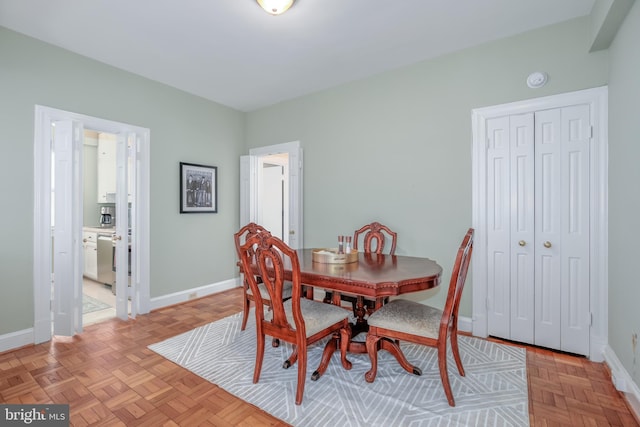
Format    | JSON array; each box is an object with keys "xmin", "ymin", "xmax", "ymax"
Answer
[
  {"xmin": 234, "ymin": 222, "xmax": 268, "ymax": 259},
  {"xmin": 239, "ymin": 231, "xmax": 304, "ymax": 333},
  {"xmin": 439, "ymin": 228, "xmax": 474, "ymax": 339},
  {"xmin": 353, "ymin": 222, "xmax": 398, "ymax": 255}
]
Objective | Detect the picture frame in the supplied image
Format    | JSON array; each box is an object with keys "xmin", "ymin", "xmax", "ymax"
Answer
[{"xmin": 180, "ymin": 162, "xmax": 217, "ymax": 213}]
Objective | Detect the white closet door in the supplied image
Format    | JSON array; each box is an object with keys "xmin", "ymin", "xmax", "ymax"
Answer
[
  {"xmin": 486, "ymin": 116, "xmax": 511, "ymax": 338},
  {"xmin": 559, "ymin": 105, "xmax": 591, "ymax": 355},
  {"xmin": 509, "ymin": 113, "xmax": 535, "ymax": 342},
  {"xmin": 486, "ymin": 106, "xmax": 591, "ymax": 355},
  {"xmin": 533, "ymin": 109, "xmax": 563, "ymax": 349}
]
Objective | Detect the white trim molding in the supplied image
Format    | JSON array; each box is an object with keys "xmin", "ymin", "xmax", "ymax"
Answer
[
  {"xmin": 0, "ymin": 329, "xmax": 34, "ymax": 354},
  {"xmin": 149, "ymin": 279, "xmax": 241, "ymax": 311},
  {"xmin": 604, "ymin": 345, "xmax": 640, "ymax": 420}
]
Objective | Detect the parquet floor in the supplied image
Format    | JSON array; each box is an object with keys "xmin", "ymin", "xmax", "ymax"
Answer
[{"xmin": 0, "ymin": 287, "xmax": 637, "ymax": 426}]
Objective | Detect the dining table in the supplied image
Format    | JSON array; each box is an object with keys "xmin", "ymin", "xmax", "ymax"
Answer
[{"xmin": 293, "ymin": 249, "xmax": 443, "ymax": 379}]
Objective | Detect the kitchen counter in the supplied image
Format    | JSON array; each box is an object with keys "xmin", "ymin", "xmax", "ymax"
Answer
[{"xmin": 84, "ymin": 226, "xmax": 115, "ymax": 235}]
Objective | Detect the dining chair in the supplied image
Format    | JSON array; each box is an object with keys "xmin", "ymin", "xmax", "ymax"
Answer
[
  {"xmin": 239, "ymin": 231, "xmax": 351, "ymax": 405},
  {"xmin": 326, "ymin": 221, "xmax": 398, "ymax": 315},
  {"xmin": 364, "ymin": 228, "xmax": 474, "ymax": 407},
  {"xmin": 234, "ymin": 223, "xmax": 293, "ymax": 334}
]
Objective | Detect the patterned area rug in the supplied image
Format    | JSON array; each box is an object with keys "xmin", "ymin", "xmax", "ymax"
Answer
[
  {"xmin": 149, "ymin": 311, "xmax": 529, "ymax": 426},
  {"xmin": 82, "ymin": 294, "xmax": 111, "ymax": 314}
]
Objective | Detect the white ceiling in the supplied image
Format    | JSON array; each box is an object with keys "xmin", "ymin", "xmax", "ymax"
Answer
[{"xmin": 0, "ymin": 0, "xmax": 595, "ymax": 112}]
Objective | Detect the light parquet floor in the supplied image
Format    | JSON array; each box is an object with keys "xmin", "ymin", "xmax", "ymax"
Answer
[{"xmin": 0, "ymin": 287, "xmax": 637, "ymax": 426}]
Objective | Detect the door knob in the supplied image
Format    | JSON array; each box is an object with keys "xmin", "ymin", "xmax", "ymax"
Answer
[
  {"xmin": 519, "ymin": 240, "xmax": 526, "ymax": 247},
  {"xmin": 289, "ymin": 230, "xmax": 295, "ymax": 235},
  {"xmin": 112, "ymin": 235, "xmax": 122, "ymax": 241},
  {"xmin": 543, "ymin": 241, "xmax": 552, "ymax": 248}
]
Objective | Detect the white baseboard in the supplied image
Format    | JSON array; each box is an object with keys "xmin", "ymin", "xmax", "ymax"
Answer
[
  {"xmin": 458, "ymin": 315, "xmax": 472, "ymax": 333},
  {"xmin": 0, "ymin": 279, "xmax": 241, "ymax": 354},
  {"xmin": 603, "ymin": 345, "xmax": 640, "ymax": 420},
  {"xmin": 0, "ymin": 328, "xmax": 34, "ymax": 354},
  {"xmin": 149, "ymin": 278, "xmax": 241, "ymax": 311}
]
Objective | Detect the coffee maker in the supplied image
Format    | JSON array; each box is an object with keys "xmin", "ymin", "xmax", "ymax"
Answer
[{"xmin": 99, "ymin": 206, "xmax": 114, "ymax": 227}]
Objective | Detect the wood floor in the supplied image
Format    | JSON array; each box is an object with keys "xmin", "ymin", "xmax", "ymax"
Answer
[{"xmin": 1, "ymin": 287, "xmax": 637, "ymax": 426}]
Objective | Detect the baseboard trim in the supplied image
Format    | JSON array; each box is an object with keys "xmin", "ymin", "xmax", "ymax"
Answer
[
  {"xmin": 458, "ymin": 315, "xmax": 472, "ymax": 333},
  {"xmin": 0, "ymin": 328, "xmax": 34, "ymax": 354},
  {"xmin": 603, "ymin": 345, "xmax": 640, "ymax": 421},
  {"xmin": 149, "ymin": 278, "xmax": 241, "ymax": 311}
]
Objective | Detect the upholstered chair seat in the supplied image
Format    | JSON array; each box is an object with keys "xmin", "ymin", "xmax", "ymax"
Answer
[
  {"xmin": 266, "ymin": 298, "xmax": 350, "ymax": 337},
  {"xmin": 367, "ymin": 299, "xmax": 442, "ymax": 339},
  {"xmin": 249, "ymin": 281, "xmax": 293, "ymax": 301}
]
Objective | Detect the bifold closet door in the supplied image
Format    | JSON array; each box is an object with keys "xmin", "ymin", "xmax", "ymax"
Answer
[
  {"xmin": 533, "ymin": 105, "xmax": 590, "ymax": 356},
  {"xmin": 486, "ymin": 105, "xmax": 590, "ymax": 356}
]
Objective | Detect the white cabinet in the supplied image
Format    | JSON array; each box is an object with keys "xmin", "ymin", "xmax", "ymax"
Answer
[
  {"xmin": 97, "ymin": 133, "xmax": 116, "ymax": 203},
  {"xmin": 83, "ymin": 231, "xmax": 98, "ymax": 280}
]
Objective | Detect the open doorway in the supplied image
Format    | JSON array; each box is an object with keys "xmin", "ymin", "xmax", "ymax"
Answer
[
  {"xmin": 33, "ymin": 105, "xmax": 150, "ymax": 343},
  {"xmin": 240, "ymin": 141, "xmax": 303, "ymax": 249}
]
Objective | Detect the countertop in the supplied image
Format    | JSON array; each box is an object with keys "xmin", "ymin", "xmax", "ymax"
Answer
[{"xmin": 83, "ymin": 226, "xmax": 116, "ymax": 235}]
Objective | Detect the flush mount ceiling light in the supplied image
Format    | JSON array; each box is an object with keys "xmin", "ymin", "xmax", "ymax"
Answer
[{"xmin": 257, "ymin": 0, "xmax": 295, "ymax": 15}]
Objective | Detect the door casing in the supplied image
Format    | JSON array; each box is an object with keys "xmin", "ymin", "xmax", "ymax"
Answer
[{"xmin": 471, "ymin": 87, "xmax": 608, "ymax": 361}]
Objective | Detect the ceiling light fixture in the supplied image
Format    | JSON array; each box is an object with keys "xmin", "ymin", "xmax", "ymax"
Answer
[{"xmin": 256, "ymin": 0, "xmax": 295, "ymax": 15}]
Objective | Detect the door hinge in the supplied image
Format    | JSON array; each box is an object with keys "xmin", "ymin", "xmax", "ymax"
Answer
[
  {"xmin": 590, "ymin": 312, "xmax": 593, "ymax": 326},
  {"xmin": 590, "ymin": 126, "xmax": 594, "ymax": 139}
]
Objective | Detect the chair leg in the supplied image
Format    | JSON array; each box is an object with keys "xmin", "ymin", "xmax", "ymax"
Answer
[
  {"xmin": 241, "ymin": 295, "xmax": 250, "ymax": 331},
  {"xmin": 364, "ymin": 333, "xmax": 381, "ymax": 383},
  {"xmin": 253, "ymin": 329, "xmax": 265, "ymax": 384},
  {"xmin": 295, "ymin": 343, "xmax": 307, "ymax": 405},
  {"xmin": 340, "ymin": 327, "xmax": 352, "ymax": 370},
  {"xmin": 450, "ymin": 329, "xmax": 465, "ymax": 376},
  {"xmin": 323, "ymin": 290, "xmax": 333, "ymax": 303},
  {"xmin": 437, "ymin": 343, "xmax": 455, "ymax": 406}
]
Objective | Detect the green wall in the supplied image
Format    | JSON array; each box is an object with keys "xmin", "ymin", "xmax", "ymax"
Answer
[
  {"xmin": 608, "ymin": 0, "xmax": 640, "ymax": 386},
  {"xmin": 245, "ymin": 16, "xmax": 608, "ymax": 312},
  {"xmin": 0, "ymin": 27, "xmax": 244, "ymax": 335}
]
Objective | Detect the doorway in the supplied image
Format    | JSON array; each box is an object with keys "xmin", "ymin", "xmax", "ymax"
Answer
[
  {"xmin": 240, "ymin": 141, "xmax": 303, "ymax": 249},
  {"xmin": 470, "ymin": 87, "xmax": 608, "ymax": 361},
  {"xmin": 33, "ymin": 105, "xmax": 151, "ymax": 343}
]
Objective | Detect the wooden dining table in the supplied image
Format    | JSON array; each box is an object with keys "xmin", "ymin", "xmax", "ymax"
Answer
[{"xmin": 293, "ymin": 249, "xmax": 443, "ymax": 379}]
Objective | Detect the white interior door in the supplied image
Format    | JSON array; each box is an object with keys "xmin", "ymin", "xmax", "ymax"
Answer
[
  {"xmin": 114, "ymin": 133, "xmax": 131, "ymax": 319},
  {"xmin": 485, "ymin": 106, "xmax": 591, "ymax": 356},
  {"xmin": 52, "ymin": 120, "xmax": 83, "ymax": 336}
]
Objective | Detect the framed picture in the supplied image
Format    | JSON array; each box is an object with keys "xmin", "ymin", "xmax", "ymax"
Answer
[{"xmin": 180, "ymin": 162, "xmax": 217, "ymax": 213}]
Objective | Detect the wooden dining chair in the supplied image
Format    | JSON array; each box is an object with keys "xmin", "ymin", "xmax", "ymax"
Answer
[
  {"xmin": 234, "ymin": 223, "xmax": 293, "ymax": 333},
  {"xmin": 326, "ymin": 222, "xmax": 398, "ymax": 315},
  {"xmin": 364, "ymin": 228, "xmax": 474, "ymax": 407},
  {"xmin": 239, "ymin": 231, "xmax": 351, "ymax": 405}
]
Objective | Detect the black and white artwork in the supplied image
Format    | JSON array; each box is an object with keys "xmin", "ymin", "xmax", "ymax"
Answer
[{"xmin": 180, "ymin": 162, "xmax": 217, "ymax": 213}]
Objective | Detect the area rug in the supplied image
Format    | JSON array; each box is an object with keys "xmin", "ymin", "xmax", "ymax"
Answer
[
  {"xmin": 149, "ymin": 311, "xmax": 529, "ymax": 426},
  {"xmin": 82, "ymin": 294, "xmax": 111, "ymax": 314}
]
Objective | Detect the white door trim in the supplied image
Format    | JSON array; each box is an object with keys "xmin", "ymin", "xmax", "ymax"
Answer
[
  {"xmin": 471, "ymin": 86, "xmax": 608, "ymax": 361},
  {"xmin": 33, "ymin": 105, "xmax": 151, "ymax": 343}
]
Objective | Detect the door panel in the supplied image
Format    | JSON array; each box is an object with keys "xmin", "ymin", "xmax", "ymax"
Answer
[
  {"xmin": 534, "ymin": 109, "xmax": 562, "ymax": 349},
  {"xmin": 53, "ymin": 120, "xmax": 83, "ymax": 336},
  {"xmin": 510, "ymin": 113, "xmax": 535, "ymax": 342},
  {"xmin": 486, "ymin": 116, "xmax": 511, "ymax": 339},
  {"xmin": 559, "ymin": 105, "xmax": 591, "ymax": 355}
]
